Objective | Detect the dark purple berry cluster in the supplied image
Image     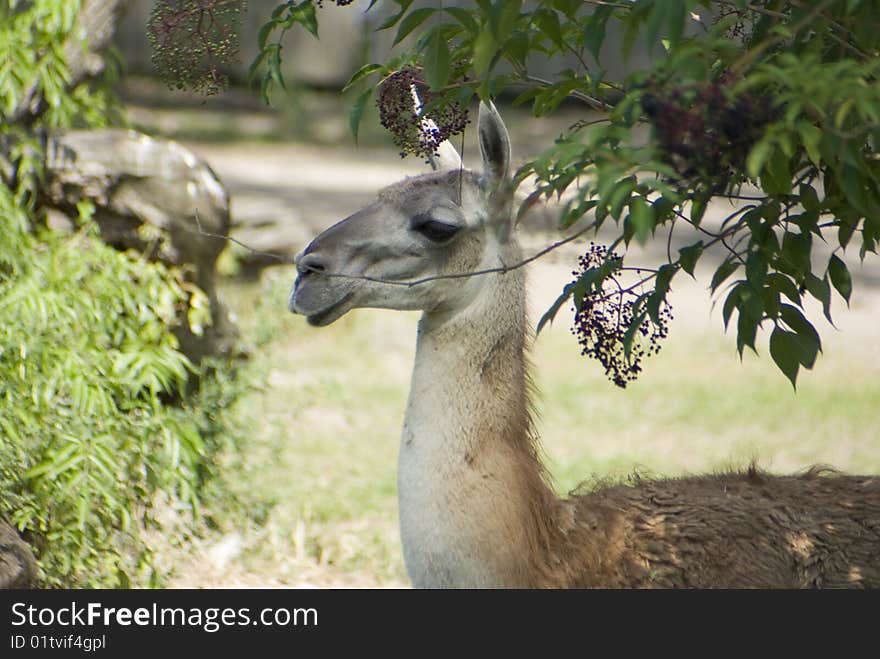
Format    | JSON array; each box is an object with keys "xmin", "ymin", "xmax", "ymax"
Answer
[
  {"xmin": 570, "ymin": 243, "xmax": 673, "ymax": 388},
  {"xmin": 377, "ymin": 67, "xmax": 470, "ymax": 160},
  {"xmin": 641, "ymin": 73, "xmax": 772, "ymax": 189},
  {"xmin": 147, "ymin": 0, "xmax": 242, "ymax": 95}
]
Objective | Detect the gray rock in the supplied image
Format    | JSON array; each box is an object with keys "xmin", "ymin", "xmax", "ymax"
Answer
[
  {"xmin": 0, "ymin": 518, "xmax": 37, "ymax": 589},
  {"xmin": 43, "ymin": 129, "xmax": 239, "ymax": 361}
]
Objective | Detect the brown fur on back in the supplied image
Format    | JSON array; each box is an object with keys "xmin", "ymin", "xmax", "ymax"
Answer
[{"xmin": 539, "ymin": 467, "xmax": 880, "ymax": 588}]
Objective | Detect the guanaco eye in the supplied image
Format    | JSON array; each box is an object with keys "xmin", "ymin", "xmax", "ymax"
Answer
[{"xmin": 411, "ymin": 215, "xmax": 461, "ymax": 243}]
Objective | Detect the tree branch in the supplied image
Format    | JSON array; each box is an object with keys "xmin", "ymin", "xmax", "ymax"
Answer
[
  {"xmin": 194, "ymin": 211, "xmax": 291, "ymax": 265},
  {"xmin": 730, "ymin": 0, "xmax": 836, "ymax": 74},
  {"xmin": 514, "ymin": 73, "xmax": 622, "ymax": 113}
]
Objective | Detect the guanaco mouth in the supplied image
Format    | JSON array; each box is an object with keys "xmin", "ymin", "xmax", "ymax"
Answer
[{"xmin": 302, "ymin": 292, "xmax": 354, "ymax": 327}]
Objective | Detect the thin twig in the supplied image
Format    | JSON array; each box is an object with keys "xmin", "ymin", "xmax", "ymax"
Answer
[
  {"xmin": 581, "ymin": 0, "xmax": 633, "ymax": 9},
  {"xmin": 193, "ymin": 211, "xmax": 293, "ymax": 264},
  {"xmin": 309, "ymin": 223, "xmax": 598, "ymax": 287},
  {"xmin": 194, "ymin": 202, "xmax": 600, "ymax": 287},
  {"xmin": 670, "ymin": 205, "xmax": 753, "ymax": 267},
  {"xmin": 567, "ymin": 117, "xmax": 613, "ymax": 134},
  {"xmin": 593, "ymin": 273, "xmax": 657, "ymax": 305},
  {"xmin": 788, "ymin": 0, "xmax": 869, "ymax": 59},
  {"xmin": 824, "ymin": 26, "xmax": 870, "ymax": 61},
  {"xmin": 515, "ymin": 73, "xmax": 617, "ymax": 113}
]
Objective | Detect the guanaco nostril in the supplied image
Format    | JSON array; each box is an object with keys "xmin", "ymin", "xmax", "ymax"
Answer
[{"xmin": 296, "ymin": 252, "xmax": 328, "ymax": 276}]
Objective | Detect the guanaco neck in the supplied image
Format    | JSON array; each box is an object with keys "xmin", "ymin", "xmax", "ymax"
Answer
[{"xmin": 397, "ymin": 240, "xmax": 559, "ymax": 588}]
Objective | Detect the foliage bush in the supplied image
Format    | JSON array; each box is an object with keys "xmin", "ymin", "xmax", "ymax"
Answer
[
  {"xmin": 0, "ymin": 0, "xmax": 239, "ymax": 587},
  {"xmin": 250, "ymin": 0, "xmax": 880, "ymax": 388}
]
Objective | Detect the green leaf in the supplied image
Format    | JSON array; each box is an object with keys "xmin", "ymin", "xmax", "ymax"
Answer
[
  {"xmin": 678, "ymin": 241, "xmax": 703, "ymax": 277},
  {"xmin": 803, "ymin": 273, "xmax": 833, "ymax": 323},
  {"xmin": 838, "ymin": 165, "xmax": 871, "ymax": 215},
  {"xmin": 766, "ymin": 272, "xmax": 800, "ymax": 305},
  {"xmin": 710, "ymin": 258, "xmax": 740, "ymax": 293},
  {"xmin": 797, "ymin": 121, "xmax": 822, "ymax": 167},
  {"xmin": 838, "ymin": 215, "xmax": 858, "ymax": 250},
  {"xmin": 827, "ymin": 254, "xmax": 852, "ymax": 304},
  {"xmin": 393, "ymin": 7, "xmax": 436, "ymax": 45},
  {"xmin": 780, "ymin": 231, "xmax": 811, "ymax": 278},
  {"xmin": 608, "ymin": 177, "xmax": 635, "ymax": 220},
  {"xmin": 257, "ymin": 21, "xmax": 275, "ymax": 50},
  {"xmin": 622, "ymin": 310, "xmax": 647, "ymax": 359},
  {"xmin": 762, "ymin": 147, "xmax": 791, "ymax": 195},
  {"xmin": 651, "ymin": 194, "xmax": 676, "ymax": 220},
  {"xmin": 628, "ymin": 196, "xmax": 654, "ymax": 245},
  {"xmin": 722, "ymin": 283, "xmax": 743, "ymax": 330},
  {"xmin": 644, "ymin": 1, "xmax": 667, "ymax": 50},
  {"xmin": 376, "ymin": 0, "xmax": 414, "ymax": 30},
  {"xmin": 247, "ymin": 49, "xmax": 269, "ymax": 91},
  {"xmin": 537, "ymin": 267, "xmax": 601, "ymax": 335},
  {"xmin": 770, "ymin": 327, "xmax": 800, "ymax": 389},
  {"xmin": 348, "ymin": 88, "xmax": 372, "ymax": 144},
  {"xmin": 835, "ymin": 97, "xmax": 855, "ymax": 128},
  {"xmin": 504, "ymin": 31, "xmax": 530, "ymax": 69},
  {"xmin": 779, "ymin": 304, "xmax": 821, "ymax": 368},
  {"xmin": 690, "ymin": 195, "xmax": 707, "ymax": 226},
  {"xmin": 665, "ymin": 0, "xmax": 686, "ymax": 44},
  {"xmin": 583, "ymin": 5, "xmax": 612, "ymax": 61},
  {"xmin": 512, "ymin": 86, "xmax": 542, "ymax": 108},
  {"xmin": 445, "ymin": 6, "xmax": 479, "ymax": 33},
  {"xmin": 647, "ymin": 264, "xmax": 675, "ymax": 324},
  {"xmin": 536, "ymin": 282, "xmax": 575, "ymax": 336},
  {"xmin": 534, "ymin": 8, "xmax": 565, "ymax": 52},
  {"xmin": 423, "ymin": 30, "xmax": 450, "ymax": 91},
  {"xmin": 342, "ymin": 63, "xmax": 382, "ymax": 92},
  {"xmin": 745, "ymin": 249, "xmax": 767, "ymax": 287},
  {"xmin": 654, "ymin": 263, "xmax": 676, "ymax": 298},
  {"xmin": 271, "ymin": 2, "xmax": 290, "ymax": 19},
  {"xmin": 736, "ymin": 304, "xmax": 759, "ymax": 356},
  {"xmin": 286, "ymin": 0, "xmax": 318, "ymax": 37},
  {"xmin": 732, "ymin": 282, "xmax": 762, "ymax": 356},
  {"xmin": 799, "ymin": 183, "xmax": 820, "ymax": 214},
  {"xmin": 268, "ymin": 43, "xmax": 285, "ymax": 90},
  {"xmin": 490, "ymin": 0, "xmax": 522, "ymax": 42},
  {"xmin": 473, "ymin": 27, "xmax": 496, "ymax": 78},
  {"xmin": 746, "ymin": 138, "xmax": 772, "ymax": 179},
  {"xmin": 25, "ymin": 442, "xmax": 79, "ymax": 480}
]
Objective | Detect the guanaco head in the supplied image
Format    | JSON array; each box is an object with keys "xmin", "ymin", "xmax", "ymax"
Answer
[{"xmin": 288, "ymin": 101, "xmax": 514, "ymax": 326}]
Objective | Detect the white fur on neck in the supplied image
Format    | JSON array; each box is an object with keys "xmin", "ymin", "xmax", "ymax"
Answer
[{"xmin": 397, "ymin": 239, "xmax": 542, "ymax": 588}]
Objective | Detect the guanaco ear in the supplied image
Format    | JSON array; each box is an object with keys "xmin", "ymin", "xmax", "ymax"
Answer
[
  {"xmin": 478, "ymin": 100, "xmax": 513, "ymax": 240},
  {"xmin": 478, "ymin": 100, "xmax": 511, "ymax": 189}
]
